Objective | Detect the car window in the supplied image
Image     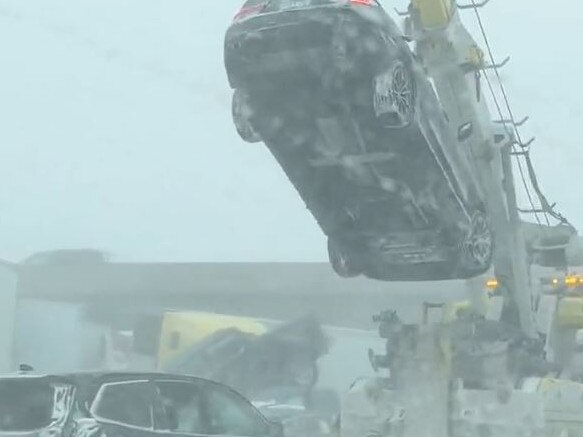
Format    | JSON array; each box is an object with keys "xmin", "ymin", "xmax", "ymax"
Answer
[
  {"xmin": 91, "ymin": 381, "xmax": 153, "ymax": 429},
  {"xmin": 204, "ymin": 384, "xmax": 269, "ymax": 437},
  {"xmin": 0, "ymin": 379, "xmax": 56, "ymax": 432},
  {"xmin": 154, "ymin": 381, "xmax": 208, "ymax": 435}
]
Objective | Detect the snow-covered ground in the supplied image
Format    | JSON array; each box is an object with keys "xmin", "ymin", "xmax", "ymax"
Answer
[{"xmin": 0, "ymin": 0, "xmax": 580, "ymax": 262}]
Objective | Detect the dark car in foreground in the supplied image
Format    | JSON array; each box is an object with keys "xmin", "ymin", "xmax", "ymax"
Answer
[
  {"xmin": 0, "ymin": 372, "xmax": 282, "ymax": 437},
  {"xmin": 224, "ymin": 0, "xmax": 493, "ymax": 281}
]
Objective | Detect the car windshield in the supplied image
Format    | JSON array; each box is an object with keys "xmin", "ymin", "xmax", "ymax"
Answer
[{"xmin": 0, "ymin": 380, "xmax": 55, "ymax": 432}]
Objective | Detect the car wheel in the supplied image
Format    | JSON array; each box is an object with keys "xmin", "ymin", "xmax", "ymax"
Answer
[
  {"xmin": 460, "ymin": 212, "xmax": 494, "ymax": 273},
  {"xmin": 373, "ymin": 61, "xmax": 415, "ymax": 128},
  {"xmin": 328, "ymin": 238, "xmax": 363, "ymax": 278},
  {"xmin": 232, "ymin": 89, "xmax": 262, "ymax": 143}
]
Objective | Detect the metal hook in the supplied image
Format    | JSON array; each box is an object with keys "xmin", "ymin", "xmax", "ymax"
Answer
[
  {"xmin": 483, "ymin": 56, "xmax": 510, "ymax": 70},
  {"xmin": 494, "ymin": 116, "xmax": 529, "ymax": 127},
  {"xmin": 515, "ymin": 137, "xmax": 535, "ymax": 149},
  {"xmin": 457, "ymin": 0, "xmax": 491, "ymax": 9},
  {"xmin": 518, "ymin": 208, "xmax": 545, "ymax": 214}
]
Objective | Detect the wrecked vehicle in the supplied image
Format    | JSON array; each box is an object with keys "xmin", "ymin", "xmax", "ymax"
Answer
[
  {"xmin": 161, "ymin": 315, "xmax": 338, "ymax": 437},
  {"xmin": 0, "ymin": 372, "xmax": 283, "ymax": 437},
  {"xmin": 155, "ymin": 311, "xmax": 268, "ymax": 369},
  {"xmin": 163, "ymin": 315, "xmax": 330, "ymax": 400},
  {"xmin": 224, "ymin": 0, "xmax": 493, "ymax": 281}
]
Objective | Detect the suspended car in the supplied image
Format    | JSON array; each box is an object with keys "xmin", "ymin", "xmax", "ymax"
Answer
[{"xmin": 224, "ymin": 0, "xmax": 493, "ymax": 280}]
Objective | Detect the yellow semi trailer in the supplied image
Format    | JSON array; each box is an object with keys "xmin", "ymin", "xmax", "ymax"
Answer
[{"xmin": 155, "ymin": 311, "xmax": 268, "ymax": 368}]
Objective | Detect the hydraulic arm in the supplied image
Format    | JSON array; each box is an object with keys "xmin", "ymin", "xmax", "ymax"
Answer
[{"xmin": 406, "ymin": 0, "xmax": 537, "ymax": 336}]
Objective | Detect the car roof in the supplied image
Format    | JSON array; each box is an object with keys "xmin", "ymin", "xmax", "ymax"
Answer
[
  {"xmin": 68, "ymin": 371, "xmax": 213, "ymax": 385},
  {"xmin": 0, "ymin": 371, "xmax": 213, "ymax": 386},
  {"xmin": 0, "ymin": 372, "xmax": 227, "ymax": 408}
]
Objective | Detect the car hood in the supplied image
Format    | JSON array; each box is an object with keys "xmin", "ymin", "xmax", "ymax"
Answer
[
  {"xmin": 256, "ymin": 404, "xmax": 333, "ymax": 437},
  {"xmin": 255, "ymin": 402, "xmax": 307, "ymax": 420}
]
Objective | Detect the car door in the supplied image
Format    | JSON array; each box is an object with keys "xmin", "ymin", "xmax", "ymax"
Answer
[
  {"xmin": 200, "ymin": 381, "xmax": 273, "ymax": 437},
  {"xmin": 90, "ymin": 380, "xmax": 157, "ymax": 437},
  {"xmin": 151, "ymin": 378, "xmax": 274, "ymax": 437},
  {"xmin": 151, "ymin": 379, "xmax": 209, "ymax": 437}
]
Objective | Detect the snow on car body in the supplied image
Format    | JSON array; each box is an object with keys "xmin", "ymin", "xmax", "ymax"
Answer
[{"xmin": 224, "ymin": 0, "xmax": 493, "ymax": 281}]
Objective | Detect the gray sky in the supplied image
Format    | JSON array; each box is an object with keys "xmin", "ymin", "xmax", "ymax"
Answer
[{"xmin": 0, "ymin": 0, "xmax": 581, "ymax": 262}]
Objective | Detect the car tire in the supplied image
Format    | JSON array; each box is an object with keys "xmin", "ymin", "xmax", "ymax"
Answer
[
  {"xmin": 232, "ymin": 89, "xmax": 262, "ymax": 143},
  {"xmin": 328, "ymin": 238, "xmax": 363, "ymax": 278},
  {"xmin": 460, "ymin": 211, "xmax": 494, "ymax": 274},
  {"xmin": 373, "ymin": 60, "xmax": 416, "ymax": 129}
]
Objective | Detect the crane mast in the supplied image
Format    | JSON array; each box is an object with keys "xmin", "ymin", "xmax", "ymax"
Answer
[
  {"xmin": 341, "ymin": 3, "xmax": 583, "ymax": 437},
  {"xmin": 406, "ymin": 0, "xmax": 537, "ymax": 336}
]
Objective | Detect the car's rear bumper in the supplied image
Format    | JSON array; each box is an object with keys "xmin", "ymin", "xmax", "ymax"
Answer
[
  {"xmin": 376, "ymin": 244, "xmax": 450, "ymax": 266},
  {"xmin": 359, "ymin": 232, "xmax": 490, "ymax": 281},
  {"xmin": 224, "ymin": 6, "xmax": 395, "ymax": 89},
  {"xmin": 365, "ymin": 231, "xmax": 452, "ymax": 265}
]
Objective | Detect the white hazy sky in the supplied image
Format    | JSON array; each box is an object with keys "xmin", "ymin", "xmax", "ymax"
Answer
[{"xmin": 0, "ymin": 0, "xmax": 581, "ymax": 262}]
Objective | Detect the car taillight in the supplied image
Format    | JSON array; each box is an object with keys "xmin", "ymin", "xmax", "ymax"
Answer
[
  {"xmin": 350, "ymin": 0, "xmax": 375, "ymax": 5},
  {"xmin": 234, "ymin": 3, "xmax": 267, "ymax": 22}
]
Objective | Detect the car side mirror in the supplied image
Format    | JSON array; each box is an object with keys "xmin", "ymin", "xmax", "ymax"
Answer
[
  {"xmin": 458, "ymin": 122, "xmax": 473, "ymax": 142},
  {"xmin": 268, "ymin": 421, "xmax": 284, "ymax": 437}
]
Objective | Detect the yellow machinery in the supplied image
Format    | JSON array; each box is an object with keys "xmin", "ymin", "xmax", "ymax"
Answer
[
  {"xmin": 440, "ymin": 278, "xmax": 499, "ymax": 324},
  {"xmin": 557, "ymin": 296, "xmax": 583, "ymax": 328},
  {"xmin": 156, "ymin": 311, "xmax": 267, "ymax": 368},
  {"xmin": 339, "ymin": 0, "xmax": 583, "ymax": 434},
  {"xmin": 411, "ymin": 0, "xmax": 454, "ymax": 29}
]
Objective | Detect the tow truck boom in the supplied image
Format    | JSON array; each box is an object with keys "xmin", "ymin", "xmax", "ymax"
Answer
[{"xmin": 406, "ymin": 0, "xmax": 578, "ymax": 338}]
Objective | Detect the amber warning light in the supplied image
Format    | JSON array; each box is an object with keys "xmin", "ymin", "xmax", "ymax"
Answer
[{"xmin": 485, "ymin": 278, "xmax": 499, "ymax": 293}]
